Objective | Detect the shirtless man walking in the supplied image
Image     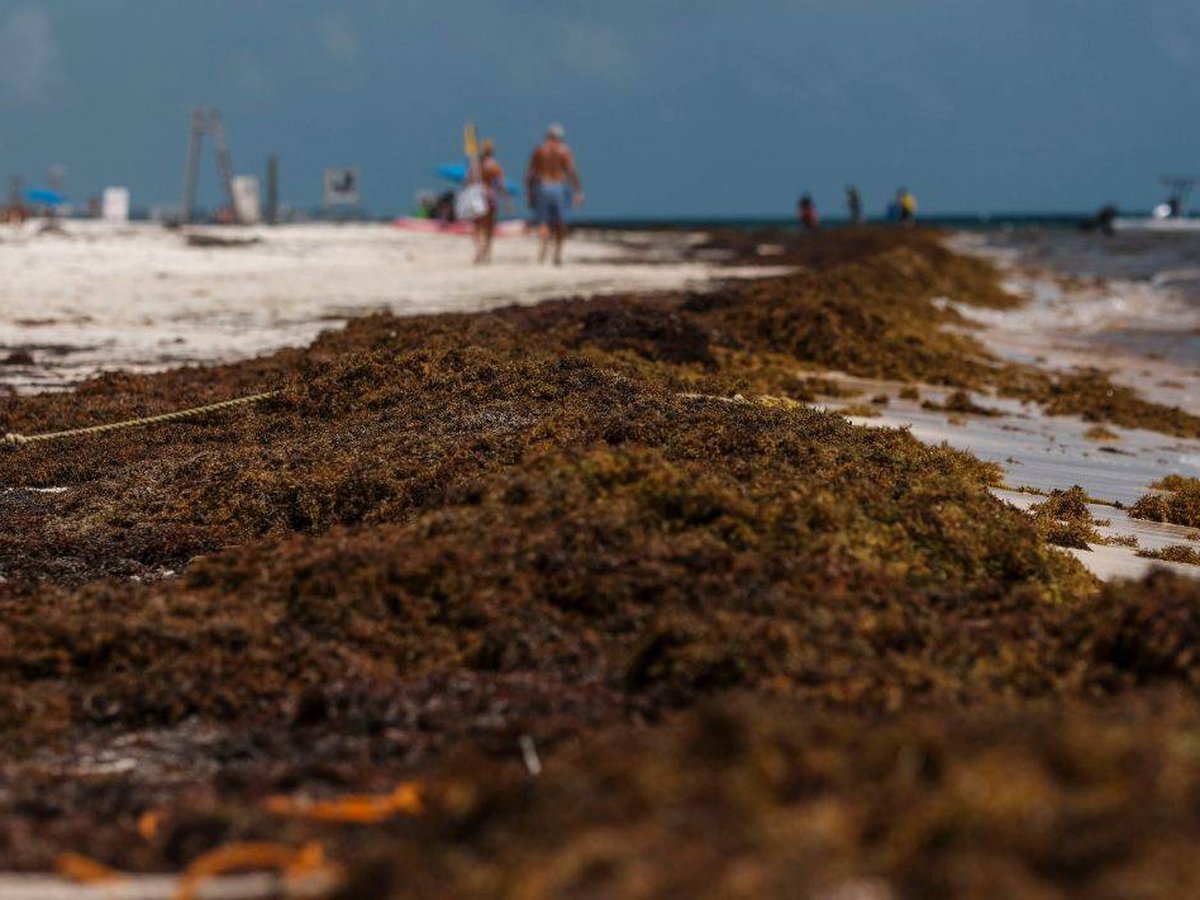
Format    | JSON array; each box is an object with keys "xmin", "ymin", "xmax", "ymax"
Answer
[{"xmin": 525, "ymin": 124, "xmax": 583, "ymax": 265}]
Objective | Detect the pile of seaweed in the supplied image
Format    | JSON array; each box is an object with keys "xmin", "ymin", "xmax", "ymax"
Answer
[
  {"xmin": 1130, "ymin": 475, "xmax": 1200, "ymax": 527},
  {"xmin": 1, "ymin": 228, "xmax": 1199, "ymax": 897}
]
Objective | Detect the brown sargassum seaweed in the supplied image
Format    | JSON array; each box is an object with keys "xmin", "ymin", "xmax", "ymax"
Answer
[{"xmin": 0, "ymin": 229, "xmax": 1199, "ymax": 897}]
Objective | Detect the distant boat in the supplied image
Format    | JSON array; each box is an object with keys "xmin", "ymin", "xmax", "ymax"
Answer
[
  {"xmin": 1113, "ymin": 217, "xmax": 1200, "ymax": 232},
  {"xmin": 1115, "ymin": 176, "xmax": 1200, "ymax": 231}
]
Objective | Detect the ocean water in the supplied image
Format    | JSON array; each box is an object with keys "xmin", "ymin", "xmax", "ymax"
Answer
[{"xmin": 975, "ymin": 228, "xmax": 1200, "ymax": 369}]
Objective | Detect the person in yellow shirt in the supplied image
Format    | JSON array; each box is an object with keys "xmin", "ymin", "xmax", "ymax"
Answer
[{"xmin": 898, "ymin": 187, "xmax": 917, "ymax": 226}]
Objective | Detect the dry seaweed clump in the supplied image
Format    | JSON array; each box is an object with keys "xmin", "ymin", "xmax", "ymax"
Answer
[
  {"xmin": 5, "ymin": 226, "xmax": 1200, "ymax": 888},
  {"xmin": 318, "ymin": 696, "xmax": 1200, "ymax": 899},
  {"xmin": 680, "ymin": 235, "xmax": 1200, "ymax": 438},
  {"xmin": 1076, "ymin": 569, "xmax": 1200, "ymax": 689},
  {"xmin": 16, "ymin": 689, "xmax": 1200, "ymax": 897},
  {"xmin": 1129, "ymin": 475, "xmax": 1200, "ymax": 527},
  {"xmin": 1029, "ymin": 486, "xmax": 1108, "ymax": 549},
  {"xmin": 1084, "ymin": 424, "xmax": 1120, "ymax": 441},
  {"xmin": 835, "ymin": 403, "xmax": 881, "ymax": 418},
  {"xmin": 1036, "ymin": 369, "xmax": 1200, "ymax": 438},
  {"xmin": 921, "ymin": 388, "xmax": 1002, "ymax": 417},
  {"xmin": 1151, "ymin": 474, "xmax": 1200, "ymax": 492},
  {"xmin": 1137, "ymin": 544, "xmax": 1200, "ymax": 565},
  {"xmin": 0, "ymin": 362, "xmax": 1095, "ymax": 755}
]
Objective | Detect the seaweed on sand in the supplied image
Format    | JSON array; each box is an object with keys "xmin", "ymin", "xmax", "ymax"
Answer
[
  {"xmin": 1129, "ymin": 475, "xmax": 1200, "ymax": 527},
  {"xmin": 921, "ymin": 389, "xmax": 1003, "ymax": 417},
  {"xmin": 1029, "ymin": 486, "xmax": 1109, "ymax": 550},
  {"xmin": 1084, "ymin": 425, "xmax": 1120, "ymax": 442},
  {"xmin": 320, "ymin": 694, "xmax": 1200, "ymax": 898},
  {"xmin": 0, "ymin": 227, "xmax": 1199, "ymax": 891},
  {"xmin": 1136, "ymin": 544, "xmax": 1200, "ymax": 565},
  {"xmin": 0, "ymin": 350, "xmax": 1093, "ymax": 751},
  {"xmin": 1036, "ymin": 369, "xmax": 1200, "ymax": 438}
]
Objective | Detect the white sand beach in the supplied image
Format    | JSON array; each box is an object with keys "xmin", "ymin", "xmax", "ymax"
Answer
[{"xmin": 0, "ymin": 221, "xmax": 773, "ymax": 392}]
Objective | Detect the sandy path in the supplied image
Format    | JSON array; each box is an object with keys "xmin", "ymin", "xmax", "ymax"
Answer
[{"xmin": 0, "ymin": 221, "xmax": 773, "ymax": 392}]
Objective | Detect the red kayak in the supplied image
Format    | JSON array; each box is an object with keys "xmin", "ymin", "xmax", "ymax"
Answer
[{"xmin": 394, "ymin": 217, "xmax": 527, "ymax": 236}]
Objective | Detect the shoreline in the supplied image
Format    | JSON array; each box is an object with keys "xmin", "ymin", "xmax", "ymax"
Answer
[{"xmin": 812, "ymin": 231, "xmax": 1200, "ymax": 580}]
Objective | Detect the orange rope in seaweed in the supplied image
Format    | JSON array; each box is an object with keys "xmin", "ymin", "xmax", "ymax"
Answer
[
  {"xmin": 263, "ymin": 781, "xmax": 423, "ymax": 824},
  {"xmin": 172, "ymin": 841, "xmax": 332, "ymax": 900},
  {"xmin": 55, "ymin": 851, "xmax": 124, "ymax": 884},
  {"xmin": 138, "ymin": 809, "xmax": 164, "ymax": 841}
]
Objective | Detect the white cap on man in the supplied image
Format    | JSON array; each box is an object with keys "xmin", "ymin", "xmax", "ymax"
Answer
[{"xmin": 547, "ymin": 123, "xmax": 565, "ymax": 140}]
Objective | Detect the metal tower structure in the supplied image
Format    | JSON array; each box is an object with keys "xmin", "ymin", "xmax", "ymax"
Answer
[{"xmin": 179, "ymin": 108, "xmax": 241, "ymax": 225}]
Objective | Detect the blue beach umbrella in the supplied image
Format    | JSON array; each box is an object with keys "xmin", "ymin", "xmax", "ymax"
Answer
[
  {"xmin": 436, "ymin": 162, "xmax": 468, "ymax": 183},
  {"xmin": 25, "ymin": 188, "xmax": 65, "ymax": 206}
]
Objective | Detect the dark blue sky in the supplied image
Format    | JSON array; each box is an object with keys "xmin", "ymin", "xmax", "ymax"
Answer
[{"xmin": 0, "ymin": 1, "xmax": 1197, "ymax": 217}]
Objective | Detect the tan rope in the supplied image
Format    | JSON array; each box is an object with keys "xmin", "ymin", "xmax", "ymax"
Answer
[
  {"xmin": 3, "ymin": 391, "xmax": 278, "ymax": 447},
  {"xmin": 1, "ymin": 387, "xmax": 793, "ymax": 449}
]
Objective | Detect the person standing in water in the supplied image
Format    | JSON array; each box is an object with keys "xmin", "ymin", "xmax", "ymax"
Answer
[
  {"xmin": 897, "ymin": 187, "xmax": 918, "ymax": 226},
  {"xmin": 526, "ymin": 124, "xmax": 583, "ymax": 265},
  {"xmin": 470, "ymin": 139, "xmax": 509, "ymax": 264},
  {"xmin": 846, "ymin": 185, "xmax": 863, "ymax": 225},
  {"xmin": 798, "ymin": 194, "xmax": 819, "ymax": 232}
]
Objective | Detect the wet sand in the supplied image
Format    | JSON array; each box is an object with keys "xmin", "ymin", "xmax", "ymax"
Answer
[{"xmin": 827, "ymin": 375, "xmax": 1200, "ymax": 579}]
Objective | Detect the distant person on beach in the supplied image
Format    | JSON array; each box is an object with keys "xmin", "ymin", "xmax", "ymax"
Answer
[
  {"xmin": 846, "ymin": 185, "xmax": 863, "ymax": 225},
  {"xmin": 1081, "ymin": 204, "xmax": 1118, "ymax": 236},
  {"xmin": 470, "ymin": 139, "xmax": 510, "ymax": 264},
  {"xmin": 798, "ymin": 194, "xmax": 819, "ymax": 232},
  {"xmin": 526, "ymin": 123, "xmax": 583, "ymax": 265},
  {"xmin": 432, "ymin": 190, "xmax": 456, "ymax": 223},
  {"xmin": 897, "ymin": 188, "xmax": 917, "ymax": 226}
]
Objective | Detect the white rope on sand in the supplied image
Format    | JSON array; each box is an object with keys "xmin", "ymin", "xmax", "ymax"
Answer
[
  {"xmin": 3, "ymin": 392, "xmax": 278, "ymax": 447},
  {"xmin": 0, "ymin": 870, "xmax": 335, "ymax": 900}
]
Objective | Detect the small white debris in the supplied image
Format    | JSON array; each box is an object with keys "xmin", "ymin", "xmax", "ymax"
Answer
[{"xmin": 518, "ymin": 734, "xmax": 542, "ymax": 776}]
